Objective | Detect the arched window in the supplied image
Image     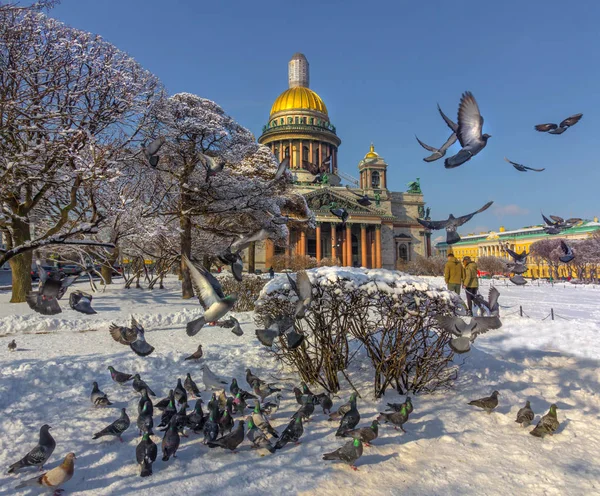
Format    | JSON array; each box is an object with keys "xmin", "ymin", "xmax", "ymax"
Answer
[
  {"xmin": 288, "ymin": 117, "xmax": 293, "ymax": 124},
  {"xmin": 295, "ymin": 117, "xmax": 299, "ymax": 124},
  {"xmin": 280, "ymin": 118, "xmax": 284, "ymax": 125},
  {"xmin": 398, "ymin": 244, "xmax": 408, "ymax": 262},
  {"xmin": 309, "ymin": 117, "xmax": 314, "ymax": 125},
  {"xmin": 371, "ymin": 171, "xmax": 380, "ymax": 188}
]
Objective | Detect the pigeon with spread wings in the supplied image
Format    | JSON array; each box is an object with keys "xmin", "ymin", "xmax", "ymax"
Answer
[
  {"xmin": 535, "ymin": 113, "xmax": 582, "ymax": 135},
  {"xmin": 436, "ymin": 315, "xmax": 502, "ymax": 353},
  {"xmin": 26, "ymin": 262, "xmax": 80, "ymax": 315},
  {"xmin": 345, "ymin": 185, "xmax": 373, "ymax": 206},
  {"xmin": 417, "ymin": 201, "xmax": 493, "ymax": 245},
  {"xmin": 142, "ymin": 137, "xmax": 166, "ymax": 167},
  {"xmin": 504, "ymin": 157, "xmax": 545, "ymax": 172},
  {"xmin": 416, "ymin": 133, "xmax": 458, "ymax": 163}
]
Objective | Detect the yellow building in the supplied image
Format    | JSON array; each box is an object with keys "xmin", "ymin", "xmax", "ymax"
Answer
[{"xmin": 436, "ymin": 220, "xmax": 600, "ymax": 278}]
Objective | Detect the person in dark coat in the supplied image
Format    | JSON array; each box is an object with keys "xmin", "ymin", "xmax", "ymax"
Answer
[{"xmin": 268, "ymin": 266, "xmax": 275, "ymax": 279}]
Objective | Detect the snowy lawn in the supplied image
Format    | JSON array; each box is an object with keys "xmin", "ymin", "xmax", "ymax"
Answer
[{"xmin": 0, "ymin": 276, "xmax": 599, "ymax": 495}]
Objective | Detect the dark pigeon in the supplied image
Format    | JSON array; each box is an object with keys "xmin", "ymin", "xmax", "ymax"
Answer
[
  {"xmin": 136, "ymin": 432, "xmax": 157, "ymax": 477},
  {"xmin": 92, "ymin": 408, "xmax": 130, "ymax": 441},
  {"xmin": 184, "ymin": 344, "xmax": 203, "ymax": 361},
  {"xmin": 273, "ymin": 417, "xmax": 304, "ymax": 451},
  {"xmin": 559, "ymin": 240, "xmax": 575, "ymax": 263},
  {"xmin": 69, "ymin": 290, "xmax": 96, "ymax": 314},
  {"xmin": 330, "ymin": 207, "xmax": 349, "ymax": 226},
  {"xmin": 137, "ymin": 401, "xmax": 154, "ymax": 436},
  {"xmin": 504, "ymin": 157, "xmax": 545, "ymax": 172},
  {"xmin": 207, "ymin": 420, "xmax": 245, "ymax": 452},
  {"xmin": 343, "ymin": 420, "xmax": 379, "ymax": 446},
  {"xmin": 107, "ymin": 366, "xmax": 133, "ymax": 386},
  {"xmin": 468, "ymin": 390, "xmax": 500, "ymax": 413},
  {"xmin": 26, "ymin": 264, "xmax": 79, "ymax": 315},
  {"xmin": 336, "ymin": 393, "xmax": 360, "ymax": 436},
  {"xmin": 184, "ymin": 373, "xmax": 201, "ymax": 398},
  {"xmin": 133, "ymin": 374, "xmax": 156, "ymax": 397},
  {"xmin": 161, "ymin": 416, "xmax": 180, "ymax": 461},
  {"xmin": 323, "ymin": 438, "xmax": 363, "ymax": 470},
  {"xmin": 510, "ymin": 275, "xmax": 528, "ymax": 286},
  {"xmin": 7, "ymin": 424, "xmax": 56, "ymax": 474},
  {"xmin": 378, "ymin": 403, "xmax": 409, "ymax": 432},
  {"xmin": 535, "ymin": 113, "xmax": 582, "ymax": 134},
  {"xmin": 8, "ymin": 339, "xmax": 16, "ymax": 352},
  {"xmin": 417, "ymin": 201, "xmax": 494, "ymax": 244},
  {"xmin": 345, "ymin": 185, "xmax": 373, "ymax": 206}
]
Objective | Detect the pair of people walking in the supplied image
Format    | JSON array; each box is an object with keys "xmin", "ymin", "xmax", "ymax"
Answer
[{"xmin": 444, "ymin": 252, "xmax": 479, "ymax": 316}]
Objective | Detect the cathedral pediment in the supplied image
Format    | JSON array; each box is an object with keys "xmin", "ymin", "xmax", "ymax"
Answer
[{"xmin": 303, "ymin": 188, "xmax": 381, "ymax": 214}]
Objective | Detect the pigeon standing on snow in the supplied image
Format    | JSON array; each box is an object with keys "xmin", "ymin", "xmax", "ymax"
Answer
[
  {"xmin": 207, "ymin": 420, "xmax": 246, "ymax": 452},
  {"xmin": 203, "ymin": 406, "xmax": 220, "ymax": 444},
  {"xmin": 378, "ymin": 403, "xmax": 409, "ymax": 432},
  {"xmin": 142, "ymin": 136, "xmax": 166, "ymax": 167},
  {"xmin": 92, "ymin": 408, "xmax": 130, "ymax": 441},
  {"xmin": 246, "ymin": 368, "xmax": 264, "ymax": 388},
  {"xmin": 323, "ymin": 438, "xmax": 363, "ymax": 471},
  {"xmin": 184, "ymin": 373, "xmax": 201, "ymax": 398},
  {"xmin": 252, "ymin": 380, "xmax": 281, "ymax": 402},
  {"xmin": 515, "ymin": 401, "xmax": 535, "ymax": 427},
  {"xmin": 504, "ymin": 157, "xmax": 545, "ymax": 172},
  {"xmin": 174, "ymin": 378, "xmax": 188, "ymax": 406},
  {"xmin": 468, "ymin": 390, "xmax": 500, "ymax": 413},
  {"xmin": 136, "ymin": 433, "xmax": 157, "ymax": 477},
  {"xmin": 161, "ymin": 416, "xmax": 181, "ymax": 461},
  {"xmin": 187, "ymin": 399, "xmax": 206, "ymax": 432},
  {"xmin": 535, "ymin": 113, "xmax": 583, "ymax": 135},
  {"xmin": 343, "ymin": 420, "xmax": 379, "ymax": 446},
  {"xmin": 530, "ymin": 404, "xmax": 560, "ymax": 438},
  {"xmin": 336, "ymin": 393, "xmax": 360, "ymax": 436},
  {"xmin": 252, "ymin": 402, "xmax": 279, "ymax": 438},
  {"xmin": 109, "ymin": 317, "xmax": 154, "ymax": 357},
  {"xmin": 261, "ymin": 394, "xmax": 282, "ymax": 416},
  {"xmin": 184, "ymin": 344, "xmax": 203, "ymax": 361},
  {"xmin": 138, "ymin": 389, "xmax": 153, "ymax": 415},
  {"xmin": 137, "ymin": 400, "xmax": 154, "ymax": 436},
  {"xmin": 154, "ymin": 389, "xmax": 175, "ymax": 412},
  {"xmin": 435, "ymin": 314, "xmax": 502, "ymax": 354},
  {"xmin": 107, "ymin": 366, "xmax": 133, "ymax": 386},
  {"xmin": 273, "ymin": 417, "xmax": 304, "ymax": 451},
  {"xmin": 230, "ymin": 378, "xmax": 256, "ymax": 401},
  {"xmin": 182, "ymin": 255, "xmax": 237, "ymax": 336},
  {"xmin": 90, "ymin": 382, "xmax": 112, "ymax": 407},
  {"xmin": 201, "ymin": 365, "xmax": 228, "ymax": 390},
  {"xmin": 246, "ymin": 416, "xmax": 275, "ymax": 453},
  {"xmin": 8, "ymin": 339, "xmax": 16, "ymax": 351},
  {"xmin": 417, "ymin": 201, "xmax": 494, "ymax": 245},
  {"xmin": 132, "ymin": 374, "xmax": 156, "ymax": 397},
  {"xmin": 69, "ymin": 290, "xmax": 97, "ymax": 314},
  {"xmin": 7, "ymin": 424, "xmax": 56, "ymax": 474},
  {"xmin": 287, "ymin": 270, "xmax": 313, "ymax": 319},
  {"xmin": 559, "ymin": 240, "xmax": 575, "ymax": 263},
  {"xmin": 15, "ymin": 452, "xmax": 75, "ymax": 493}
]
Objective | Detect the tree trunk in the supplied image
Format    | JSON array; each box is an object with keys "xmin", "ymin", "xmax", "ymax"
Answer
[
  {"xmin": 101, "ymin": 246, "xmax": 119, "ymax": 285},
  {"xmin": 180, "ymin": 213, "xmax": 194, "ymax": 299},
  {"xmin": 9, "ymin": 219, "xmax": 33, "ymax": 303},
  {"xmin": 248, "ymin": 241, "xmax": 256, "ymax": 274}
]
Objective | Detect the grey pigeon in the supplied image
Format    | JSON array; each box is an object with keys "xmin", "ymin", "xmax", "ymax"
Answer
[
  {"xmin": 184, "ymin": 344, "xmax": 203, "ymax": 361},
  {"xmin": 230, "ymin": 229, "xmax": 270, "ymax": 254},
  {"xmin": 202, "ymin": 365, "xmax": 228, "ymax": 390},
  {"xmin": 182, "ymin": 256, "xmax": 237, "ymax": 336},
  {"xmin": 229, "ymin": 316, "xmax": 243, "ymax": 337},
  {"xmin": 330, "ymin": 207, "xmax": 349, "ymax": 226},
  {"xmin": 157, "ymin": 396, "xmax": 177, "ymax": 429},
  {"xmin": 530, "ymin": 404, "xmax": 559, "ymax": 438},
  {"xmin": 438, "ymin": 103, "xmax": 458, "ymax": 132},
  {"xmin": 161, "ymin": 415, "xmax": 180, "ymax": 461},
  {"xmin": 246, "ymin": 369, "xmax": 264, "ymax": 388},
  {"xmin": 132, "ymin": 374, "xmax": 156, "ymax": 397},
  {"xmin": 137, "ymin": 401, "xmax": 154, "ymax": 436},
  {"xmin": 444, "ymin": 91, "xmax": 491, "ymax": 168},
  {"xmin": 7, "ymin": 424, "xmax": 56, "ymax": 474},
  {"xmin": 230, "ymin": 378, "xmax": 256, "ymax": 401},
  {"xmin": 504, "ymin": 246, "xmax": 528, "ymax": 275},
  {"xmin": 252, "ymin": 402, "xmax": 279, "ymax": 438},
  {"xmin": 203, "ymin": 407, "xmax": 220, "ymax": 444},
  {"xmin": 255, "ymin": 315, "xmax": 299, "ymax": 348},
  {"xmin": 559, "ymin": 240, "xmax": 574, "ymax": 263},
  {"xmin": 328, "ymin": 397, "xmax": 354, "ymax": 421},
  {"xmin": 386, "ymin": 397, "xmax": 413, "ymax": 415},
  {"xmin": 69, "ymin": 290, "xmax": 96, "ymax": 314},
  {"xmin": 138, "ymin": 389, "xmax": 153, "ymax": 416},
  {"xmin": 174, "ymin": 378, "xmax": 188, "ymax": 406},
  {"xmin": 436, "ymin": 314, "xmax": 502, "ymax": 353},
  {"xmin": 515, "ymin": 401, "xmax": 535, "ymax": 427},
  {"xmin": 260, "ymin": 394, "xmax": 282, "ymax": 416},
  {"xmin": 345, "ymin": 185, "xmax": 373, "ymax": 206},
  {"xmin": 323, "ymin": 438, "xmax": 363, "ymax": 470},
  {"xmin": 8, "ymin": 339, "xmax": 16, "ymax": 351},
  {"xmin": 504, "ymin": 157, "xmax": 545, "ymax": 172},
  {"xmin": 109, "ymin": 316, "xmax": 154, "ymax": 356},
  {"xmin": 92, "ymin": 408, "xmax": 130, "ymax": 441},
  {"xmin": 26, "ymin": 263, "xmax": 79, "ymax": 315},
  {"xmin": 336, "ymin": 393, "xmax": 360, "ymax": 436},
  {"xmin": 136, "ymin": 432, "xmax": 157, "ymax": 477},
  {"xmin": 343, "ymin": 420, "xmax": 379, "ymax": 446},
  {"xmin": 541, "ymin": 213, "xmax": 568, "ymax": 234},
  {"xmin": 252, "ymin": 380, "xmax": 281, "ymax": 402},
  {"xmin": 184, "ymin": 373, "xmax": 201, "ymax": 398},
  {"xmin": 417, "ymin": 201, "xmax": 493, "ymax": 245},
  {"xmin": 90, "ymin": 382, "xmax": 112, "ymax": 407},
  {"xmin": 271, "ymin": 156, "xmax": 290, "ymax": 183},
  {"xmin": 287, "ymin": 270, "xmax": 312, "ymax": 319},
  {"xmin": 535, "ymin": 113, "xmax": 582, "ymax": 134},
  {"xmin": 208, "ymin": 420, "xmax": 245, "ymax": 452},
  {"xmin": 468, "ymin": 390, "xmax": 500, "ymax": 413},
  {"xmin": 154, "ymin": 390, "xmax": 175, "ymax": 411},
  {"xmin": 107, "ymin": 366, "xmax": 133, "ymax": 386},
  {"xmin": 200, "ymin": 152, "xmax": 226, "ymax": 181},
  {"xmin": 318, "ymin": 393, "xmax": 333, "ymax": 414},
  {"xmin": 416, "ymin": 133, "xmax": 457, "ymax": 163},
  {"xmin": 510, "ymin": 275, "xmax": 528, "ymax": 286},
  {"xmin": 142, "ymin": 136, "xmax": 165, "ymax": 167},
  {"xmin": 378, "ymin": 403, "xmax": 409, "ymax": 432},
  {"xmin": 291, "ymin": 401, "xmax": 315, "ymax": 422},
  {"xmin": 246, "ymin": 416, "xmax": 275, "ymax": 453},
  {"xmin": 274, "ymin": 417, "xmax": 304, "ymax": 450},
  {"xmin": 470, "ymin": 287, "xmax": 500, "ymax": 317},
  {"xmin": 187, "ymin": 399, "xmax": 206, "ymax": 432}
]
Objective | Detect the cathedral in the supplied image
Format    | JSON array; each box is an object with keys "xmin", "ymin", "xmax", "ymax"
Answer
[{"xmin": 252, "ymin": 53, "xmax": 430, "ymax": 271}]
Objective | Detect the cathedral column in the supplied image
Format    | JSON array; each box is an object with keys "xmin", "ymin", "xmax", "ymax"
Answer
[
  {"xmin": 341, "ymin": 227, "xmax": 347, "ymax": 266},
  {"xmin": 360, "ymin": 224, "xmax": 367, "ymax": 267},
  {"xmin": 265, "ymin": 239, "xmax": 275, "ymax": 268},
  {"xmin": 318, "ymin": 143, "xmax": 322, "ymax": 168},
  {"xmin": 316, "ymin": 223, "xmax": 322, "ymax": 262},
  {"xmin": 299, "ymin": 140, "xmax": 303, "ymax": 168},
  {"xmin": 370, "ymin": 229, "xmax": 376, "ymax": 268},
  {"xmin": 346, "ymin": 224, "xmax": 352, "ymax": 267},
  {"xmin": 375, "ymin": 225, "xmax": 382, "ymax": 268},
  {"xmin": 381, "ymin": 171, "xmax": 386, "ymax": 189},
  {"xmin": 300, "ymin": 231, "xmax": 306, "ymax": 256},
  {"xmin": 285, "ymin": 230, "xmax": 291, "ymax": 258},
  {"xmin": 289, "ymin": 139, "xmax": 293, "ymax": 168},
  {"xmin": 331, "ymin": 223, "xmax": 337, "ymax": 262},
  {"xmin": 309, "ymin": 141, "xmax": 313, "ymax": 167}
]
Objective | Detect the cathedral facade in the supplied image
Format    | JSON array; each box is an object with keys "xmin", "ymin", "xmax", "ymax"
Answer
[{"xmin": 251, "ymin": 53, "xmax": 430, "ymax": 271}]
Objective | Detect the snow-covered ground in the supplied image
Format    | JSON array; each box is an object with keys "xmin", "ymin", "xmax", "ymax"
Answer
[{"xmin": 0, "ymin": 276, "xmax": 599, "ymax": 495}]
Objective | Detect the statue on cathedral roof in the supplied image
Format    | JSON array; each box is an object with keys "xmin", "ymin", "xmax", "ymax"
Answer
[{"xmin": 407, "ymin": 178, "xmax": 422, "ymax": 194}]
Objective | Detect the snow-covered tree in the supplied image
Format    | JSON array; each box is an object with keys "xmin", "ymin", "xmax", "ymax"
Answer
[
  {"xmin": 476, "ymin": 256, "xmax": 508, "ymax": 276},
  {"xmin": 0, "ymin": 4, "xmax": 162, "ymax": 301},
  {"xmin": 146, "ymin": 93, "xmax": 312, "ymax": 298}
]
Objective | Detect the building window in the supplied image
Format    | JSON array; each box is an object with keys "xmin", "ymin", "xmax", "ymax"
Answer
[
  {"xmin": 288, "ymin": 117, "xmax": 293, "ymax": 124},
  {"xmin": 313, "ymin": 147, "xmax": 319, "ymax": 165},
  {"xmin": 274, "ymin": 147, "xmax": 279, "ymax": 157},
  {"xmin": 280, "ymin": 118, "xmax": 284, "ymax": 125},
  {"xmin": 303, "ymin": 146, "xmax": 309, "ymax": 161},
  {"xmin": 398, "ymin": 244, "xmax": 408, "ymax": 262},
  {"xmin": 295, "ymin": 117, "xmax": 299, "ymax": 124},
  {"xmin": 371, "ymin": 171, "xmax": 380, "ymax": 188},
  {"xmin": 309, "ymin": 117, "xmax": 314, "ymax": 124},
  {"xmin": 284, "ymin": 146, "xmax": 290, "ymax": 158}
]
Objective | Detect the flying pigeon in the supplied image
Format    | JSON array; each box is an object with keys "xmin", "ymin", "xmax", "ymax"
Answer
[
  {"xmin": 330, "ymin": 207, "xmax": 349, "ymax": 226},
  {"xmin": 378, "ymin": 404, "xmax": 409, "ymax": 432},
  {"xmin": 417, "ymin": 201, "xmax": 494, "ymax": 244},
  {"xmin": 230, "ymin": 229, "xmax": 270, "ymax": 254},
  {"xmin": 559, "ymin": 240, "xmax": 575, "ymax": 263},
  {"xmin": 246, "ymin": 416, "xmax": 275, "ymax": 453},
  {"xmin": 444, "ymin": 91, "xmax": 491, "ymax": 168},
  {"xmin": 336, "ymin": 393, "xmax": 360, "ymax": 436},
  {"xmin": 345, "ymin": 185, "xmax": 373, "ymax": 206},
  {"xmin": 416, "ymin": 133, "xmax": 458, "ymax": 163},
  {"xmin": 15, "ymin": 452, "xmax": 75, "ymax": 493},
  {"xmin": 184, "ymin": 373, "xmax": 201, "ymax": 398},
  {"xmin": 535, "ymin": 113, "xmax": 582, "ymax": 135},
  {"xmin": 182, "ymin": 255, "xmax": 237, "ymax": 336},
  {"xmin": 287, "ymin": 270, "xmax": 313, "ymax": 319},
  {"xmin": 323, "ymin": 438, "xmax": 363, "ymax": 470},
  {"xmin": 468, "ymin": 390, "xmax": 500, "ymax": 413},
  {"xmin": 137, "ymin": 400, "xmax": 154, "ymax": 436},
  {"xmin": 207, "ymin": 420, "xmax": 245, "ymax": 452},
  {"xmin": 515, "ymin": 401, "xmax": 535, "ymax": 427},
  {"xmin": 69, "ymin": 290, "xmax": 96, "ymax": 314},
  {"xmin": 107, "ymin": 366, "xmax": 133, "ymax": 386},
  {"xmin": 436, "ymin": 314, "xmax": 502, "ymax": 354},
  {"xmin": 271, "ymin": 156, "xmax": 290, "ymax": 183},
  {"xmin": 90, "ymin": 382, "xmax": 112, "ymax": 407},
  {"xmin": 504, "ymin": 157, "xmax": 545, "ymax": 172},
  {"xmin": 469, "ymin": 287, "xmax": 500, "ymax": 317},
  {"xmin": 7, "ymin": 424, "xmax": 56, "ymax": 474},
  {"xmin": 541, "ymin": 213, "xmax": 570, "ymax": 234},
  {"xmin": 201, "ymin": 364, "xmax": 228, "ymax": 390},
  {"xmin": 200, "ymin": 152, "xmax": 226, "ymax": 181},
  {"xmin": 132, "ymin": 374, "xmax": 156, "ymax": 397},
  {"xmin": 504, "ymin": 246, "xmax": 529, "ymax": 275},
  {"xmin": 92, "ymin": 408, "xmax": 130, "ymax": 441},
  {"xmin": 109, "ymin": 317, "xmax": 154, "ymax": 357},
  {"xmin": 184, "ymin": 344, "xmax": 203, "ymax": 361},
  {"xmin": 342, "ymin": 420, "xmax": 379, "ymax": 446},
  {"xmin": 128, "ymin": 319, "xmax": 155, "ymax": 357},
  {"xmin": 438, "ymin": 103, "xmax": 458, "ymax": 132},
  {"xmin": 26, "ymin": 263, "xmax": 80, "ymax": 315},
  {"xmin": 161, "ymin": 415, "xmax": 181, "ymax": 461},
  {"xmin": 142, "ymin": 137, "xmax": 166, "ymax": 167},
  {"xmin": 217, "ymin": 249, "xmax": 244, "ymax": 282},
  {"xmin": 136, "ymin": 432, "xmax": 157, "ymax": 477},
  {"xmin": 530, "ymin": 404, "xmax": 560, "ymax": 438},
  {"xmin": 273, "ymin": 416, "xmax": 304, "ymax": 451},
  {"xmin": 510, "ymin": 275, "xmax": 528, "ymax": 286},
  {"xmin": 8, "ymin": 339, "xmax": 16, "ymax": 351},
  {"xmin": 255, "ymin": 314, "xmax": 294, "ymax": 347}
]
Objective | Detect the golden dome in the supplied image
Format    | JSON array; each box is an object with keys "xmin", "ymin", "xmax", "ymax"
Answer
[
  {"xmin": 270, "ymin": 87, "xmax": 328, "ymax": 116},
  {"xmin": 364, "ymin": 143, "xmax": 379, "ymax": 159}
]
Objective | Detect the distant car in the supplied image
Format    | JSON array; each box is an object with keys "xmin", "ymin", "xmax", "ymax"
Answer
[
  {"xmin": 59, "ymin": 265, "xmax": 81, "ymax": 276},
  {"xmin": 31, "ymin": 265, "xmax": 60, "ymax": 280}
]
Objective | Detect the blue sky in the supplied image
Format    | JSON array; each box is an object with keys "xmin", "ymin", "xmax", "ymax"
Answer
[{"xmin": 50, "ymin": 0, "xmax": 600, "ymax": 237}]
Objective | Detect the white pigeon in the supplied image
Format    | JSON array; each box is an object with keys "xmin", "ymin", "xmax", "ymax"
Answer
[
  {"xmin": 436, "ymin": 315, "xmax": 502, "ymax": 353},
  {"xmin": 201, "ymin": 365, "xmax": 229, "ymax": 390}
]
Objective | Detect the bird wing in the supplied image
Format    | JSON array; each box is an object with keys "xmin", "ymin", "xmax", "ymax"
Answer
[
  {"xmin": 534, "ymin": 123, "xmax": 558, "ymax": 132},
  {"xmin": 504, "ymin": 157, "xmax": 527, "ymax": 171},
  {"xmin": 549, "ymin": 215, "xmax": 565, "ymax": 224},
  {"xmin": 273, "ymin": 157, "xmax": 289, "ymax": 182},
  {"xmin": 415, "ymin": 135, "xmax": 437, "ymax": 152},
  {"xmin": 566, "ymin": 217, "xmax": 582, "ymax": 225},
  {"xmin": 487, "ymin": 287, "xmax": 500, "ymax": 313},
  {"xmin": 454, "ymin": 201, "xmax": 494, "ymax": 227},
  {"xmin": 523, "ymin": 165, "xmax": 545, "ymax": 172},
  {"xmin": 559, "ymin": 113, "xmax": 582, "ymax": 128},
  {"xmin": 417, "ymin": 218, "xmax": 449, "ymax": 230},
  {"xmin": 444, "ymin": 149, "xmax": 473, "ymax": 169},
  {"xmin": 57, "ymin": 274, "xmax": 79, "ymax": 299},
  {"xmin": 471, "ymin": 316, "xmax": 502, "ymax": 338},
  {"xmin": 286, "ymin": 273, "xmax": 299, "ymax": 294},
  {"xmin": 35, "ymin": 260, "xmax": 48, "ymax": 284},
  {"xmin": 456, "ymin": 91, "xmax": 483, "ymax": 147},
  {"xmin": 231, "ymin": 256, "xmax": 243, "ymax": 282},
  {"xmin": 231, "ymin": 229, "xmax": 269, "ymax": 253},
  {"xmin": 130, "ymin": 328, "xmax": 155, "ymax": 357},
  {"xmin": 435, "ymin": 315, "xmax": 471, "ymax": 336},
  {"xmin": 560, "ymin": 240, "xmax": 572, "ymax": 256},
  {"xmin": 146, "ymin": 136, "xmax": 166, "ymax": 155},
  {"xmin": 296, "ymin": 271, "xmax": 312, "ymax": 301},
  {"xmin": 439, "ymin": 133, "xmax": 458, "ymax": 153},
  {"xmin": 504, "ymin": 247, "xmax": 524, "ymax": 262},
  {"xmin": 438, "ymin": 103, "xmax": 458, "ymax": 132},
  {"xmin": 182, "ymin": 255, "xmax": 221, "ymax": 308},
  {"xmin": 541, "ymin": 213, "xmax": 555, "ymax": 226}
]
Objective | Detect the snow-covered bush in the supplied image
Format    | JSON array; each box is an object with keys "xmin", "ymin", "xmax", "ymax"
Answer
[
  {"xmin": 270, "ymin": 254, "xmax": 318, "ymax": 271},
  {"xmin": 317, "ymin": 256, "xmax": 341, "ymax": 267},
  {"xmin": 398, "ymin": 255, "xmax": 446, "ymax": 276},
  {"xmin": 255, "ymin": 267, "xmax": 459, "ymax": 397},
  {"xmin": 218, "ymin": 273, "xmax": 267, "ymax": 312}
]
